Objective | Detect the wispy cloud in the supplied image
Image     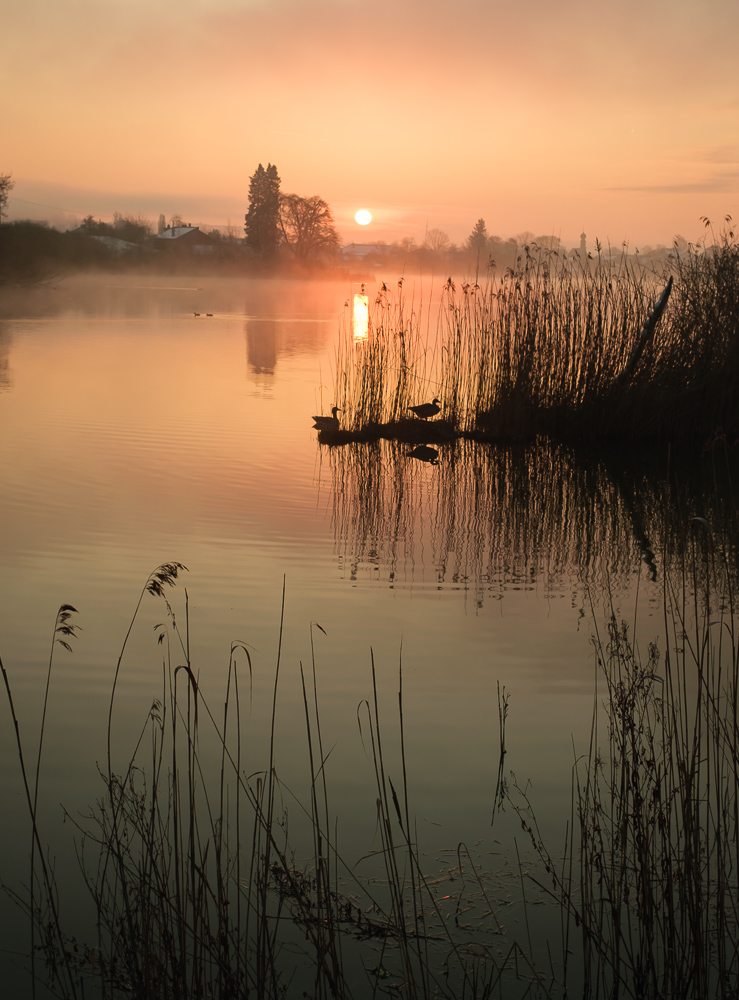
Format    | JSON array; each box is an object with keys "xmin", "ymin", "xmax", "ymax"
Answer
[
  {"xmin": 698, "ymin": 146, "xmax": 739, "ymax": 165},
  {"xmin": 609, "ymin": 171, "xmax": 739, "ymax": 195}
]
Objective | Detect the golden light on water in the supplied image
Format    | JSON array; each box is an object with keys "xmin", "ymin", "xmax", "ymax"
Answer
[
  {"xmin": 354, "ymin": 209, "xmax": 372, "ymax": 226},
  {"xmin": 352, "ymin": 292, "xmax": 369, "ymax": 341}
]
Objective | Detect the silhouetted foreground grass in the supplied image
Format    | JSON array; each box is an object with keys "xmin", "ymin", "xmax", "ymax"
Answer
[
  {"xmin": 331, "ymin": 230, "xmax": 739, "ymax": 442},
  {"xmin": 2, "ymin": 541, "xmax": 738, "ymax": 998},
  {"xmin": 510, "ymin": 518, "xmax": 739, "ymax": 998}
]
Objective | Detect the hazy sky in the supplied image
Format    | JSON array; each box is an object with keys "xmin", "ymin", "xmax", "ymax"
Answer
[{"xmin": 4, "ymin": 0, "xmax": 738, "ymax": 247}]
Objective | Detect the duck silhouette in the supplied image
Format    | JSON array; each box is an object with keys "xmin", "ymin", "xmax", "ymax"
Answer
[
  {"xmin": 312, "ymin": 406, "xmax": 341, "ymax": 431},
  {"xmin": 408, "ymin": 398, "xmax": 441, "ymax": 419}
]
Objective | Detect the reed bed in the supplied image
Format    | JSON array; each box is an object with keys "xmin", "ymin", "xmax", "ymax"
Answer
[
  {"xmin": 334, "ymin": 280, "xmax": 447, "ymax": 435},
  {"xmin": 331, "ymin": 229, "xmax": 739, "ymax": 440},
  {"xmin": 509, "ymin": 519, "xmax": 739, "ymax": 999},
  {"xmin": 0, "ymin": 565, "xmax": 542, "ymax": 1000}
]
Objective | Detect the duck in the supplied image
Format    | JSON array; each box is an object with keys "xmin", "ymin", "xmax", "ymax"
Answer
[
  {"xmin": 408, "ymin": 398, "xmax": 441, "ymax": 419},
  {"xmin": 312, "ymin": 406, "xmax": 341, "ymax": 431}
]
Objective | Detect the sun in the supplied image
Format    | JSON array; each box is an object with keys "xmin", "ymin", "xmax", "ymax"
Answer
[{"xmin": 355, "ymin": 209, "xmax": 372, "ymax": 226}]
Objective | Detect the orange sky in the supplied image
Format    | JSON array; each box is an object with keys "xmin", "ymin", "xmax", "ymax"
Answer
[{"xmin": 3, "ymin": 0, "xmax": 738, "ymax": 248}]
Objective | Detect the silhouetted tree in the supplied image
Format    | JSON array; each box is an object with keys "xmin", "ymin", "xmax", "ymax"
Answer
[
  {"xmin": 0, "ymin": 174, "xmax": 14, "ymax": 222},
  {"xmin": 467, "ymin": 218, "xmax": 488, "ymax": 252},
  {"xmin": 278, "ymin": 193, "xmax": 340, "ymax": 261},
  {"xmin": 80, "ymin": 215, "xmax": 106, "ymax": 234},
  {"xmin": 79, "ymin": 213, "xmax": 151, "ymax": 243},
  {"xmin": 245, "ymin": 163, "xmax": 281, "ymax": 258},
  {"xmin": 424, "ymin": 228, "xmax": 451, "ymax": 253},
  {"xmin": 485, "ymin": 234, "xmax": 504, "ymax": 269},
  {"xmin": 113, "ymin": 212, "xmax": 152, "ymax": 242},
  {"xmin": 532, "ymin": 235, "xmax": 561, "ymax": 251},
  {"xmin": 0, "ymin": 220, "xmax": 111, "ymax": 284}
]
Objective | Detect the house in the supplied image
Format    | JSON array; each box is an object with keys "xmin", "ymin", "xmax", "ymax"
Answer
[
  {"xmin": 89, "ymin": 235, "xmax": 141, "ymax": 256},
  {"xmin": 153, "ymin": 225, "xmax": 217, "ymax": 254},
  {"xmin": 341, "ymin": 243, "xmax": 389, "ymax": 264}
]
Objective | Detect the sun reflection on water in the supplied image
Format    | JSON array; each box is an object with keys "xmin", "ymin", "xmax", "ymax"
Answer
[{"xmin": 352, "ymin": 290, "xmax": 369, "ymax": 342}]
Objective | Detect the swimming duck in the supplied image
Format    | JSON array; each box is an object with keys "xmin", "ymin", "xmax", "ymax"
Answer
[
  {"xmin": 408, "ymin": 398, "xmax": 441, "ymax": 419},
  {"xmin": 312, "ymin": 406, "xmax": 341, "ymax": 430}
]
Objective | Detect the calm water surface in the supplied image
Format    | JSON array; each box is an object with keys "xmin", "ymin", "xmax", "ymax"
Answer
[{"xmin": 0, "ymin": 273, "xmax": 704, "ymax": 990}]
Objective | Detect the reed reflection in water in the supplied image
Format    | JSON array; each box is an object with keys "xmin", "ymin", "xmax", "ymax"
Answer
[{"xmin": 324, "ymin": 436, "xmax": 737, "ymax": 604}]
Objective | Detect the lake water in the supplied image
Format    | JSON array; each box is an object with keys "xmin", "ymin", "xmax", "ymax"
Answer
[{"xmin": 0, "ymin": 273, "xmax": 731, "ymax": 995}]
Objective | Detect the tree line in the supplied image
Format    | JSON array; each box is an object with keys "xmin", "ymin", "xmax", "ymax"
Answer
[{"xmin": 0, "ymin": 165, "xmax": 681, "ymax": 285}]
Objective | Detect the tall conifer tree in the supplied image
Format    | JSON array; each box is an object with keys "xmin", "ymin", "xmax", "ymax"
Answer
[
  {"xmin": 245, "ymin": 163, "xmax": 281, "ymax": 257},
  {"xmin": 467, "ymin": 218, "xmax": 488, "ymax": 252}
]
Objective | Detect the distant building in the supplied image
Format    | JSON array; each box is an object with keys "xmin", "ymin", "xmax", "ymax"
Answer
[
  {"xmin": 341, "ymin": 243, "xmax": 389, "ymax": 263},
  {"xmin": 89, "ymin": 235, "xmax": 140, "ymax": 255},
  {"xmin": 153, "ymin": 225, "xmax": 217, "ymax": 254}
]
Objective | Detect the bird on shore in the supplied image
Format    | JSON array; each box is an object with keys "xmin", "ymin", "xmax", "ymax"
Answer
[
  {"xmin": 408, "ymin": 398, "xmax": 441, "ymax": 419},
  {"xmin": 312, "ymin": 406, "xmax": 341, "ymax": 431}
]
